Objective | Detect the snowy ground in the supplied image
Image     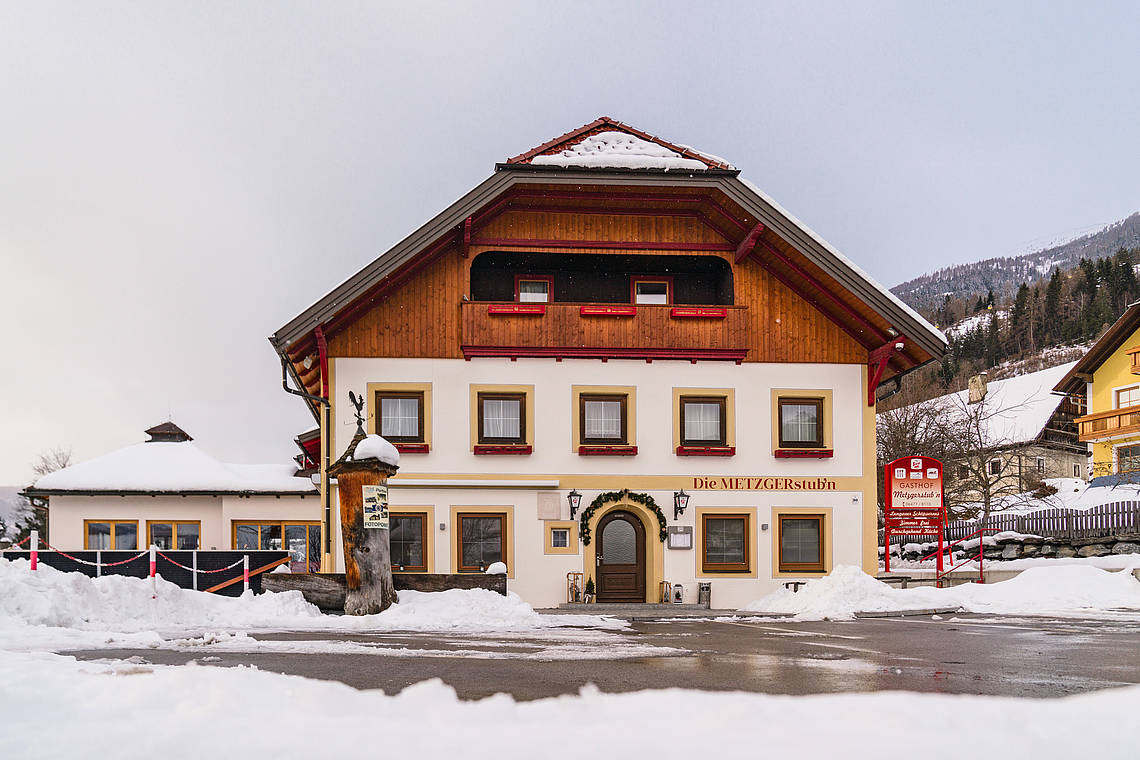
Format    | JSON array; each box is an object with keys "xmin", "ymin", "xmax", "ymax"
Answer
[
  {"xmin": 2, "ymin": 649, "xmax": 1138, "ymax": 759},
  {"xmin": 3, "ymin": 558, "xmax": 1140, "ymax": 758}
]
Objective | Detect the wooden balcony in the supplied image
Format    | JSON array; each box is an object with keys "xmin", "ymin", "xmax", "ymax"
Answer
[
  {"xmin": 1076, "ymin": 406, "xmax": 1140, "ymax": 442},
  {"xmin": 460, "ymin": 302, "xmax": 749, "ymax": 362}
]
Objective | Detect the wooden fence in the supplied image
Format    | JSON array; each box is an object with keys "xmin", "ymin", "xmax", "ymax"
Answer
[{"xmin": 880, "ymin": 501, "xmax": 1140, "ymax": 546}]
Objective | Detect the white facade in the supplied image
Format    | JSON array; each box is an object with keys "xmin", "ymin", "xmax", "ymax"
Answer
[
  {"xmin": 48, "ymin": 494, "xmax": 318, "ymax": 553},
  {"xmin": 329, "ymin": 356, "xmax": 876, "ymax": 609}
]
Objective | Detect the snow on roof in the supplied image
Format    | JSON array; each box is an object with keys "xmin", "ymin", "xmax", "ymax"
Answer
[
  {"xmin": 939, "ymin": 362, "xmax": 1078, "ymax": 446},
  {"xmin": 737, "ymin": 178, "xmax": 947, "ymax": 347},
  {"xmin": 32, "ymin": 441, "xmax": 315, "ymax": 494},
  {"xmin": 352, "ymin": 434, "xmax": 400, "ymax": 467},
  {"xmin": 530, "ymin": 131, "xmax": 709, "ymax": 171}
]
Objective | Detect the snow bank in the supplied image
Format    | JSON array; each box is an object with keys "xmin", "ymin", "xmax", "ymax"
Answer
[
  {"xmin": 743, "ymin": 564, "xmax": 1140, "ymax": 620},
  {"xmin": 2, "ymin": 650, "xmax": 1137, "ymax": 759},
  {"xmin": 0, "ymin": 559, "xmax": 622, "ymax": 650},
  {"xmin": 0, "ymin": 559, "xmax": 322, "ymax": 634},
  {"xmin": 353, "ymin": 434, "xmax": 399, "ymax": 466}
]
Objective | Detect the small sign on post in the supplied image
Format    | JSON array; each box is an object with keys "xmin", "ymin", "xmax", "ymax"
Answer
[
  {"xmin": 362, "ymin": 485, "xmax": 390, "ymax": 530},
  {"xmin": 884, "ymin": 456, "xmax": 946, "ymax": 573}
]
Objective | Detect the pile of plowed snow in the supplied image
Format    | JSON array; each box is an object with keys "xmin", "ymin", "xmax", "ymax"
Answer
[
  {"xmin": 0, "ymin": 558, "xmax": 620, "ymax": 649},
  {"xmin": 743, "ymin": 564, "xmax": 1140, "ymax": 620}
]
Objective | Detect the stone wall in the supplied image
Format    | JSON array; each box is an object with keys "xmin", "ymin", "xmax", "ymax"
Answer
[{"xmin": 891, "ymin": 533, "xmax": 1140, "ymax": 562}]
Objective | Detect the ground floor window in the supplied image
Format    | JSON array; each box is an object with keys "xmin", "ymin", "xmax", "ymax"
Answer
[
  {"xmin": 778, "ymin": 515, "xmax": 825, "ymax": 573},
  {"xmin": 147, "ymin": 521, "xmax": 201, "ymax": 550},
  {"xmin": 390, "ymin": 513, "xmax": 427, "ymax": 572},
  {"xmin": 1118, "ymin": 444, "xmax": 1140, "ymax": 473},
  {"xmin": 701, "ymin": 514, "xmax": 749, "ymax": 572},
  {"xmin": 232, "ymin": 521, "xmax": 321, "ymax": 573},
  {"xmin": 457, "ymin": 513, "xmax": 504, "ymax": 572},
  {"xmin": 84, "ymin": 520, "xmax": 138, "ymax": 550}
]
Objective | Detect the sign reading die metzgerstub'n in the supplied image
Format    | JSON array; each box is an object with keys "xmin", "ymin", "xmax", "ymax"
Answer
[
  {"xmin": 362, "ymin": 484, "xmax": 389, "ymax": 530},
  {"xmin": 885, "ymin": 456, "xmax": 943, "ymax": 529}
]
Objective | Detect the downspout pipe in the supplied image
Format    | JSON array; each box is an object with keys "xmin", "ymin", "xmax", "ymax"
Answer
[{"xmin": 280, "ymin": 355, "xmax": 333, "ymax": 559}]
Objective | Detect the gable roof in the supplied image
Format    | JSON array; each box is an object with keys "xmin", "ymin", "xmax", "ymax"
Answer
[
  {"xmin": 506, "ymin": 117, "xmax": 735, "ymax": 171},
  {"xmin": 1054, "ymin": 301, "xmax": 1140, "ymax": 395},
  {"xmin": 269, "ymin": 119, "xmax": 947, "ymax": 388},
  {"xmin": 894, "ymin": 362, "xmax": 1077, "ymax": 448}
]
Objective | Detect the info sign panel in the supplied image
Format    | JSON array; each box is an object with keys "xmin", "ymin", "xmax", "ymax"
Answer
[
  {"xmin": 885, "ymin": 456, "xmax": 943, "ymax": 530},
  {"xmin": 362, "ymin": 484, "xmax": 389, "ymax": 530}
]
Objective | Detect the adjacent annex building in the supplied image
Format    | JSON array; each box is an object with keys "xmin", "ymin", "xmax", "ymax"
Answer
[
  {"xmin": 271, "ymin": 118, "xmax": 946, "ymax": 608},
  {"xmin": 25, "ymin": 423, "xmax": 320, "ymax": 572}
]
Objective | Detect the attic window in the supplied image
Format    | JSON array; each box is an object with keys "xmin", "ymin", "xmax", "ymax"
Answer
[
  {"xmin": 516, "ymin": 276, "xmax": 553, "ymax": 303},
  {"xmin": 632, "ymin": 278, "xmax": 671, "ymax": 305}
]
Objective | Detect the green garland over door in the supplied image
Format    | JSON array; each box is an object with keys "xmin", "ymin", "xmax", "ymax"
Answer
[{"xmin": 578, "ymin": 489, "xmax": 668, "ymax": 545}]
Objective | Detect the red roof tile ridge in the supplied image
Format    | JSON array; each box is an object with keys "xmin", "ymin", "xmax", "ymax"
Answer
[{"xmin": 505, "ymin": 116, "xmax": 732, "ymax": 170}]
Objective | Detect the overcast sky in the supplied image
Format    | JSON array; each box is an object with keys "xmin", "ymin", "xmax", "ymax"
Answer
[{"xmin": 2, "ymin": 2, "xmax": 1139, "ymax": 484}]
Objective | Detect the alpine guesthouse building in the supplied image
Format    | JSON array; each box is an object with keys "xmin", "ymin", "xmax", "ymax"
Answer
[{"xmin": 271, "ymin": 118, "xmax": 947, "ymax": 608}]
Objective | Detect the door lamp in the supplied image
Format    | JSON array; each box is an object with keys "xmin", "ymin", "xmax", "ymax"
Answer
[
  {"xmin": 567, "ymin": 489, "xmax": 583, "ymax": 519},
  {"xmin": 673, "ymin": 489, "xmax": 690, "ymax": 520}
]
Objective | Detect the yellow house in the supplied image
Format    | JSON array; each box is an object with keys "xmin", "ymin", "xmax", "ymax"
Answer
[{"xmin": 1054, "ymin": 303, "xmax": 1140, "ymax": 483}]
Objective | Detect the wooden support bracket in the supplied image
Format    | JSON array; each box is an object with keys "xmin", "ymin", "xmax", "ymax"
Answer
[
  {"xmin": 734, "ymin": 221, "xmax": 765, "ymax": 263},
  {"xmin": 868, "ymin": 337, "xmax": 907, "ymax": 405}
]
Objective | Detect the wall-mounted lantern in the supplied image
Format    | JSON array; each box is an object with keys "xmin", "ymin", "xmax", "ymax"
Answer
[
  {"xmin": 568, "ymin": 489, "xmax": 583, "ymax": 519},
  {"xmin": 673, "ymin": 489, "xmax": 690, "ymax": 520}
]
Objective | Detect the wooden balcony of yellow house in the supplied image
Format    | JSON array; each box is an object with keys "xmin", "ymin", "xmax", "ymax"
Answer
[{"xmin": 1076, "ymin": 405, "xmax": 1140, "ymax": 442}]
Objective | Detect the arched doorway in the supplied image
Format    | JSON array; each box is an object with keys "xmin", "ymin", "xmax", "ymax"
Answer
[{"xmin": 596, "ymin": 510, "xmax": 646, "ymax": 602}]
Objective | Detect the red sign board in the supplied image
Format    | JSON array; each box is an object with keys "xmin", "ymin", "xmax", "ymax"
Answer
[{"xmin": 884, "ymin": 456, "xmax": 946, "ymax": 573}]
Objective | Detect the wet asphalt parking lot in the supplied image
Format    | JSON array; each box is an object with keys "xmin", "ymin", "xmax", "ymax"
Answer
[{"xmin": 70, "ymin": 612, "xmax": 1140, "ymax": 701}]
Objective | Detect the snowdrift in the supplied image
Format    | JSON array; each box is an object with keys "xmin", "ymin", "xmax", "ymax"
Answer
[
  {"xmin": 0, "ymin": 558, "xmax": 621, "ymax": 650},
  {"xmin": 744, "ymin": 564, "xmax": 1140, "ymax": 620}
]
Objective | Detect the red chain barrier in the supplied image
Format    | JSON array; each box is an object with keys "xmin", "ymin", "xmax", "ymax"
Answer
[
  {"xmin": 155, "ymin": 550, "xmax": 244, "ymax": 574},
  {"xmin": 39, "ymin": 541, "xmax": 147, "ymax": 568}
]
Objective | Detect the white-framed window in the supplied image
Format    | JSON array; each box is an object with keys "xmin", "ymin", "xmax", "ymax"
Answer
[
  {"xmin": 1116, "ymin": 386, "xmax": 1140, "ymax": 408},
  {"xmin": 550, "ymin": 528, "xmax": 570, "ymax": 548},
  {"xmin": 516, "ymin": 276, "xmax": 552, "ymax": 303},
  {"xmin": 989, "ymin": 459, "xmax": 1002, "ymax": 476},
  {"xmin": 1036, "ymin": 457, "xmax": 1046, "ymax": 474},
  {"xmin": 1074, "ymin": 463, "xmax": 1081, "ymax": 478}
]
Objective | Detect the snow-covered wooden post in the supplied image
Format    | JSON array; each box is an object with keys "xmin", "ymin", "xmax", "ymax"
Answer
[{"xmin": 329, "ymin": 392, "xmax": 400, "ymax": 615}]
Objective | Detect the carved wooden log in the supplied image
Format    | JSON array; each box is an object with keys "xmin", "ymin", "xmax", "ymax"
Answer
[
  {"xmin": 334, "ymin": 468, "xmax": 397, "ymax": 615},
  {"xmin": 263, "ymin": 573, "xmax": 508, "ymax": 611}
]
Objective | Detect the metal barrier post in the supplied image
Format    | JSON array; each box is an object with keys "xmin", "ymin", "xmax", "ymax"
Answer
[
  {"xmin": 243, "ymin": 555, "xmax": 250, "ymax": 593},
  {"xmin": 192, "ymin": 551, "xmax": 198, "ymax": 591},
  {"xmin": 149, "ymin": 544, "xmax": 157, "ymax": 598},
  {"xmin": 96, "ymin": 550, "xmax": 101, "ymax": 578},
  {"xmin": 30, "ymin": 530, "xmax": 38, "ymax": 571}
]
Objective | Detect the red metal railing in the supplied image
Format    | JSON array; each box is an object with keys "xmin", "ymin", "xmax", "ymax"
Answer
[{"xmin": 920, "ymin": 527, "xmax": 1002, "ymax": 586}]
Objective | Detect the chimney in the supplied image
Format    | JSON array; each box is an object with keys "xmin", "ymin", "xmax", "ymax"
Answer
[
  {"xmin": 968, "ymin": 373, "xmax": 988, "ymax": 404},
  {"xmin": 145, "ymin": 422, "xmax": 193, "ymax": 443}
]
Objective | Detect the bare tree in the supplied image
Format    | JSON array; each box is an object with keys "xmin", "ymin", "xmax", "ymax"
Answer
[
  {"xmin": 879, "ymin": 390, "xmax": 1059, "ymax": 525},
  {"xmin": 877, "ymin": 398, "xmax": 956, "ymax": 524},
  {"xmin": 15, "ymin": 447, "xmax": 73, "ymax": 541},
  {"xmin": 32, "ymin": 448, "xmax": 73, "ymax": 478},
  {"xmin": 940, "ymin": 395, "xmax": 1057, "ymax": 524}
]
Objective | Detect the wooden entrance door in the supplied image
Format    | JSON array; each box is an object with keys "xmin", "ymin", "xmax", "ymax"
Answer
[{"xmin": 596, "ymin": 510, "xmax": 646, "ymax": 602}]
